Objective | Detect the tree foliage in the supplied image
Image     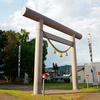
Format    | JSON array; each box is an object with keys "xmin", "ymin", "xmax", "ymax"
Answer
[
  {"xmin": 0, "ymin": 30, "xmax": 7, "ymax": 66},
  {"xmin": 1, "ymin": 29, "xmax": 48, "ymax": 82},
  {"xmin": 42, "ymin": 39, "xmax": 48, "ymax": 73},
  {"xmin": 20, "ymin": 43, "xmax": 35, "ymax": 79},
  {"xmin": 3, "ymin": 45, "xmax": 18, "ymax": 81},
  {"xmin": 52, "ymin": 63, "xmax": 59, "ymax": 77},
  {"xmin": 64, "ymin": 78, "xmax": 70, "ymax": 83}
]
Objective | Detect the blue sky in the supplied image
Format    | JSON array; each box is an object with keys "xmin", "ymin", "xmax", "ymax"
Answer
[{"xmin": 0, "ymin": 0, "xmax": 100, "ymax": 68}]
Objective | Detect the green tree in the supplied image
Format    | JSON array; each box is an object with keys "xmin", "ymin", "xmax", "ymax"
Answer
[
  {"xmin": 18, "ymin": 29, "xmax": 34, "ymax": 81},
  {"xmin": 20, "ymin": 28, "xmax": 29, "ymax": 43},
  {"xmin": 42, "ymin": 39, "xmax": 48, "ymax": 73},
  {"xmin": 30, "ymin": 38, "xmax": 48, "ymax": 74},
  {"xmin": 64, "ymin": 78, "xmax": 70, "ymax": 83},
  {"xmin": 20, "ymin": 43, "xmax": 35, "ymax": 81},
  {"xmin": 52, "ymin": 63, "xmax": 59, "ymax": 77},
  {"xmin": 0, "ymin": 30, "xmax": 7, "ymax": 66},
  {"xmin": 3, "ymin": 45, "xmax": 18, "ymax": 82},
  {"xmin": 3, "ymin": 29, "xmax": 48, "ymax": 83},
  {"xmin": 3, "ymin": 30, "xmax": 17, "ymax": 53}
]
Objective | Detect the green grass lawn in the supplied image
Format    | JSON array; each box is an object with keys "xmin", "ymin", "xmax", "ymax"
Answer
[
  {"xmin": 29, "ymin": 83, "xmax": 92, "ymax": 89},
  {"xmin": 0, "ymin": 83, "xmax": 98, "ymax": 100},
  {"xmin": 60, "ymin": 87, "xmax": 100, "ymax": 100},
  {"xmin": 0, "ymin": 88, "xmax": 67, "ymax": 100},
  {"xmin": 0, "ymin": 81, "xmax": 94, "ymax": 100},
  {"xmin": 43, "ymin": 83, "xmax": 92, "ymax": 89},
  {"xmin": 0, "ymin": 87, "xmax": 100, "ymax": 100}
]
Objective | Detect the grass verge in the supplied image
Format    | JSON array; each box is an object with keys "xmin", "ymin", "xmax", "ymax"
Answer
[
  {"xmin": 0, "ymin": 88, "xmax": 67, "ymax": 100},
  {"xmin": 60, "ymin": 87, "xmax": 100, "ymax": 100},
  {"xmin": 0, "ymin": 87, "xmax": 100, "ymax": 100},
  {"xmin": 29, "ymin": 83, "xmax": 92, "ymax": 89},
  {"xmin": 43, "ymin": 83, "xmax": 92, "ymax": 89},
  {"xmin": 0, "ymin": 83, "xmax": 99, "ymax": 100}
]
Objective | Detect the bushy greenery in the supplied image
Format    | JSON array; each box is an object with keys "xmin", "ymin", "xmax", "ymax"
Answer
[
  {"xmin": 0, "ymin": 29, "xmax": 48, "ymax": 83},
  {"xmin": 0, "ymin": 86, "xmax": 100, "ymax": 100},
  {"xmin": 64, "ymin": 78, "xmax": 70, "ymax": 83},
  {"xmin": 0, "ymin": 88, "xmax": 67, "ymax": 100},
  {"xmin": 58, "ymin": 65, "xmax": 71, "ymax": 75},
  {"xmin": 0, "ymin": 30, "xmax": 7, "ymax": 67},
  {"xmin": 45, "ymin": 79, "xmax": 55, "ymax": 83},
  {"xmin": 52, "ymin": 63, "xmax": 59, "ymax": 77},
  {"xmin": 44, "ymin": 83, "xmax": 92, "ymax": 89},
  {"xmin": 46, "ymin": 65, "xmax": 71, "ymax": 76}
]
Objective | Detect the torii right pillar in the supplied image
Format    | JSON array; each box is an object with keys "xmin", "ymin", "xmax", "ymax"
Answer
[{"xmin": 70, "ymin": 34, "xmax": 78, "ymax": 90}]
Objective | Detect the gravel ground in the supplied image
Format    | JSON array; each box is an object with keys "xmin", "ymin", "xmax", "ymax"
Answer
[
  {"xmin": 0, "ymin": 83, "xmax": 77, "ymax": 95},
  {"xmin": 79, "ymin": 91, "xmax": 100, "ymax": 100},
  {"xmin": 0, "ymin": 94, "xmax": 22, "ymax": 100},
  {"xmin": 1, "ymin": 83, "xmax": 100, "ymax": 100}
]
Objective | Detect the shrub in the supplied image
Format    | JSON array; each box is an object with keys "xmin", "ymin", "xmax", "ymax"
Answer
[
  {"xmin": 55, "ymin": 79, "xmax": 58, "ymax": 83},
  {"xmin": 64, "ymin": 78, "xmax": 70, "ymax": 83},
  {"xmin": 45, "ymin": 79, "xmax": 48, "ymax": 83},
  {"xmin": 60, "ymin": 77, "xmax": 63, "ymax": 82}
]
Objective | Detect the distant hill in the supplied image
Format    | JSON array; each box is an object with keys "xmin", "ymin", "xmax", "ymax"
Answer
[
  {"xmin": 58, "ymin": 65, "xmax": 71, "ymax": 75},
  {"xmin": 46, "ymin": 65, "xmax": 71, "ymax": 75}
]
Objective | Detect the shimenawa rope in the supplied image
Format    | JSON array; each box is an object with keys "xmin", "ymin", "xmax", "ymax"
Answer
[{"xmin": 41, "ymin": 30, "xmax": 71, "ymax": 53}]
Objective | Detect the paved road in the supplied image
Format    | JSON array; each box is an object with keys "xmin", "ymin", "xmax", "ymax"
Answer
[{"xmin": 80, "ymin": 91, "xmax": 100, "ymax": 100}]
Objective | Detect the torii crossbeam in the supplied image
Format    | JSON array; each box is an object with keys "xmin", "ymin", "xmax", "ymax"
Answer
[{"xmin": 21, "ymin": 7, "xmax": 82, "ymax": 95}]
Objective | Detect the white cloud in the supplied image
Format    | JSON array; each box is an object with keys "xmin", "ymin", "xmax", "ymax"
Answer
[
  {"xmin": 21, "ymin": 0, "xmax": 100, "ymax": 65},
  {"xmin": 9, "ymin": 15, "xmax": 13, "ymax": 17},
  {"xmin": 26, "ymin": 0, "xmax": 37, "ymax": 10},
  {"xmin": 0, "ymin": 22, "xmax": 7, "ymax": 27},
  {"xmin": 1, "ymin": 0, "xmax": 100, "ymax": 66}
]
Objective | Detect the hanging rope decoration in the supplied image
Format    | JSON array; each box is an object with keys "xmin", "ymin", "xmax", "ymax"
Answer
[{"xmin": 41, "ymin": 30, "xmax": 71, "ymax": 57}]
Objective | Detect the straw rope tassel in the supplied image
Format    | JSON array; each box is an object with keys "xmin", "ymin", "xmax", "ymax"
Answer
[{"xmin": 41, "ymin": 30, "xmax": 71, "ymax": 56}]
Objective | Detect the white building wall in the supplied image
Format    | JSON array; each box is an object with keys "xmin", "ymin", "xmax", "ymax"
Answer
[
  {"xmin": 70, "ymin": 62, "xmax": 100, "ymax": 83},
  {"xmin": 78, "ymin": 70, "xmax": 85, "ymax": 83},
  {"xmin": 85, "ymin": 63, "xmax": 93, "ymax": 83},
  {"xmin": 70, "ymin": 70, "xmax": 85, "ymax": 83},
  {"xmin": 69, "ymin": 76, "xmax": 72, "ymax": 83},
  {"xmin": 85, "ymin": 62, "xmax": 100, "ymax": 83}
]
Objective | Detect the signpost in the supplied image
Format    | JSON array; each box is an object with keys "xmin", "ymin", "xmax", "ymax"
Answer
[
  {"xmin": 98, "ymin": 72, "xmax": 100, "ymax": 75},
  {"xmin": 98, "ymin": 72, "xmax": 100, "ymax": 83},
  {"xmin": 86, "ymin": 75, "xmax": 89, "ymax": 88},
  {"xmin": 42, "ymin": 74, "xmax": 46, "ymax": 96}
]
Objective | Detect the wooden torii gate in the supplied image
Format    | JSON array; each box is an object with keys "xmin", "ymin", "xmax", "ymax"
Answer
[{"xmin": 21, "ymin": 7, "xmax": 82, "ymax": 95}]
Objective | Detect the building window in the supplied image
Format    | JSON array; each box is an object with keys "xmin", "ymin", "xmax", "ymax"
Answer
[{"xmin": 78, "ymin": 76, "xmax": 81, "ymax": 80}]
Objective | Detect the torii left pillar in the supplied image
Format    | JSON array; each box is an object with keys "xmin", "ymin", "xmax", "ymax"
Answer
[
  {"xmin": 70, "ymin": 34, "xmax": 78, "ymax": 90},
  {"xmin": 33, "ymin": 19, "xmax": 43, "ymax": 95}
]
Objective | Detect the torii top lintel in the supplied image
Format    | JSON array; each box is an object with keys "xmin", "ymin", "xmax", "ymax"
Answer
[{"xmin": 21, "ymin": 7, "xmax": 82, "ymax": 40}]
